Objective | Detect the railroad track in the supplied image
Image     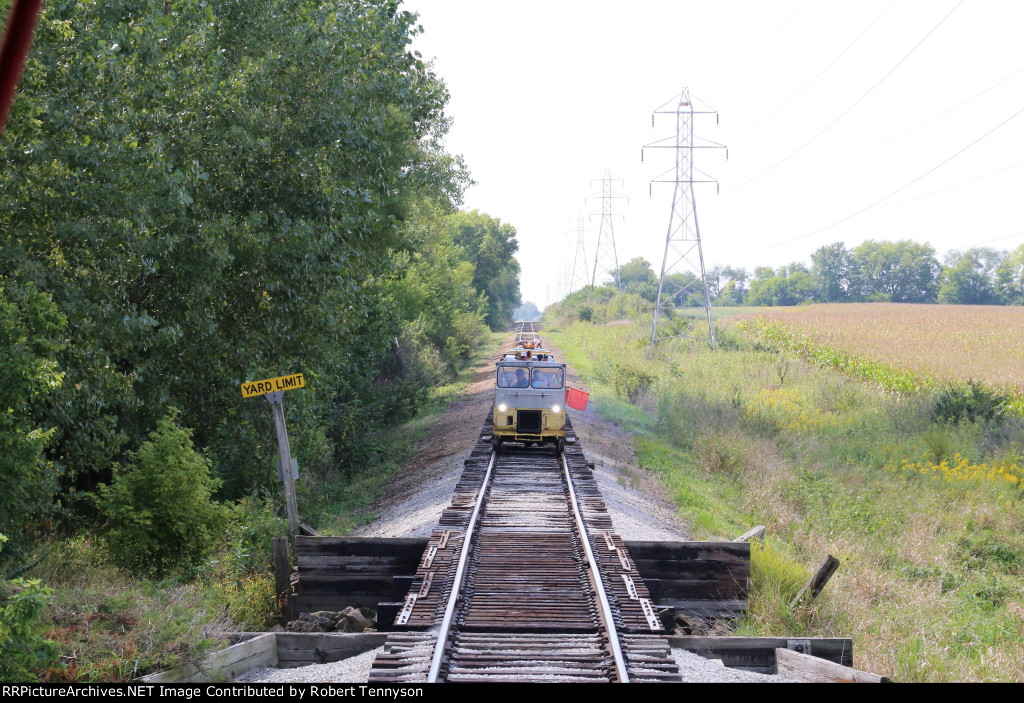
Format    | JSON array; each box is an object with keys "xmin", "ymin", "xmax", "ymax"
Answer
[
  {"xmin": 367, "ymin": 418, "xmax": 682, "ymax": 683},
  {"xmin": 514, "ymin": 320, "xmax": 538, "ymax": 346}
]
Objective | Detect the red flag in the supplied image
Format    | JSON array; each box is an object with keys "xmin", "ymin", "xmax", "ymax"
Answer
[{"xmin": 566, "ymin": 387, "xmax": 589, "ymax": 411}]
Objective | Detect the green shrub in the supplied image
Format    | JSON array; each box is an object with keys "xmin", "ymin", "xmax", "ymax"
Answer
[
  {"xmin": 933, "ymin": 381, "xmax": 1008, "ymax": 424},
  {"xmin": 0, "ymin": 535, "xmax": 61, "ymax": 682},
  {"xmin": 610, "ymin": 362, "xmax": 655, "ymax": 404},
  {"xmin": 577, "ymin": 306, "xmax": 594, "ymax": 322},
  {"xmin": 222, "ymin": 496, "xmax": 286, "ymax": 577},
  {"xmin": 95, "ymin": 412, "xmax": 228, "ymax": 576},
  {"xmin": 203, "ymin": 496, "xmax": 286, "ymax": 629}
]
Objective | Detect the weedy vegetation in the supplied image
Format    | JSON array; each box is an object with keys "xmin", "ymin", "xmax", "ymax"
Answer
[{"xmin": 545, "ymin": 299, "xmax": 1024, "ymax": 682}]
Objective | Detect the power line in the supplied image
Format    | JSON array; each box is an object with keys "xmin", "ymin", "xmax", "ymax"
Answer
[
  {"xmin": 721, "ymin": 2, "xmax": 811, "ymax": 77},
  {"xmin": 724, "ymin": 102, "xmax": 1024, "ymax": 252},
  {"xmin": 733, "ymin": 0, "xmax": 895, "ymax": 139},
  {"xmin": 885, "ymin": 157, "xmax": 1024, "ymax": 206},
  {"xmin": 727, "ymin": 0, "xmax": 964, "ymax": 192},
  {"xmin": 945, "ymin": 229, "xmax": 1024, "ymax": 254},
  {"xmin": 815, "ymin": 63, "xmax": 1024, "ymax": 160}
]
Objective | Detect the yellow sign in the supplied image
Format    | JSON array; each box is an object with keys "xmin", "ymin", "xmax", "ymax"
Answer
[{"xmin": 241, "ymin": 373, "xmax": 306, "ymax": 398}]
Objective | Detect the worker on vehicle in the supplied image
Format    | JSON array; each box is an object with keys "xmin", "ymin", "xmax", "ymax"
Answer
[{"xmin": 500, "ymin": 367, "xmax": 518, "ymax": 386}]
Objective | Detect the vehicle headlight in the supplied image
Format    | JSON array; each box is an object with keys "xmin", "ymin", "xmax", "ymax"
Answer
[
  {"xmin": 497, "ymin": 403, "xmax": 508, "ymax": 412},
  {"xmin": 551, "ymin": 404, "xmax": 562, "ymax": 413}
]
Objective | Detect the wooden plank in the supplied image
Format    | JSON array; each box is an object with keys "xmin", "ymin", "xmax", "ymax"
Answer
[
  {"xmin": 641, "ymin": 578, "xmax": 746, "ymax": 600},
  {"xmin": 273, "ymin": 537, "xmax": 291, "ymax": 623},
  {"xmin": 294, "ymin": 536, "xmax": 429, "ymax": 557},
  {"xmin": 628, "ymin": 555, "xmax": 751, "ymax": 571},
  {"xmin": 290, "ymin": 594, "xmax": 388, "ymax": 611},
  {"xmin": 296, "ymin": 580, "xmax": 411, "ymax": 593},
  {"xmin": 810, "ymin": 555, "xmax": 840, "ymax": 598},
  {"xmin": 623, "ymin": 541, "xmax": 750, "ymax": 562},
  {"xmin": 669, "ymin": 636, "xmax": 853, "ymax": 671},
  {"xmin": 791, "ymin": 555, "xmax": 841, "ymax": 607},
  {"xmin": 276, "ymin": 633, "xmax": 388, "ymax": 667},
  {"xmin": 733, "ymin": 525, "xmax": 766, "ymax": 543},
  {"xmin": 650, "ymin": 599, "xmax": 747, "ymax": 619},
  {"xmin": 776, "ymin": 648, "xmax": 889, "ymax": 683},
  {"xmin": 631, "ymin": 561, "xmax": 749, "ymax": 581},
  {"xmin": 139, "ymin": 632, "xmax": 278, "ymax": 683},
  {"xmin": 294, "ymin": 556, "xmax": 417, "ymax": 568},
  {"xmin": 296, "ymin": 563, "xmax": 419, "ymax": 577},
  {"xmin": 298, "ymin": 522, "xmax": 320, "ymax": 537}
]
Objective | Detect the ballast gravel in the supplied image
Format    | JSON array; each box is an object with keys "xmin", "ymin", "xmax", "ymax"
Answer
[
  {"xmin": 239, "ymin": 646, "xmax": 385, "ymax": 684},
  {"xmin": 240, "ymin": 645, "xmax": 797, "ymax": 683}
]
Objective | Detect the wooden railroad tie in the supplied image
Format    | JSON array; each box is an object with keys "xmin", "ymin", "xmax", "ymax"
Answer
[{"xmin": 790, "ymin": 554, "xmax": 840, "ymax": 609}]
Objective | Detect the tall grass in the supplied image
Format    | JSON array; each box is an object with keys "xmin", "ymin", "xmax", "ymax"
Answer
[{"xmin": 546, "ymin": 314, "xmax": 1024, "ymax": 681}]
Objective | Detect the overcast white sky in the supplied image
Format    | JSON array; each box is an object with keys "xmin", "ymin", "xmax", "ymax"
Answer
[{"xmin": 403, "ymin": 0, "xmax": 1024, "ymax": 309}]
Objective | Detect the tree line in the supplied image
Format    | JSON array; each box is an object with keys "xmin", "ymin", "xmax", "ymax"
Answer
[
  {"xmin": 0, "ymin": 0, "xmax": 520, "ymax": 566},
  {"xmin": 609, "ymin": 240, "xmax": 1024, "ymax": 308}
]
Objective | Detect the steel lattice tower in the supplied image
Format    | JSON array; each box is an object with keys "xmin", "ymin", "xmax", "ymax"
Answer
[
  {"xmin": 644, "ymin": 87, "xmax": 726, "ymax": 354},
  {"xmin": 569, "ymin": 216, "xmax": 591, "ymax": 294},
  {"xmin": 588, "ymin": 171, "xmax": 625, "ymax": 289}
]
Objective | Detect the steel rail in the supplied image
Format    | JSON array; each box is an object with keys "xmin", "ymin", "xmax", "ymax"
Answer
[
  {"xmin": 562, "ymin": 451, "xmax": 630, "ymax": 683},
  {"xmin": 426, "ymin": 449, "xmax": 497, "ymax": 683}
]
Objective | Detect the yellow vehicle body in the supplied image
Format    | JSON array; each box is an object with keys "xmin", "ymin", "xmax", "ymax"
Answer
[{"xmin": 492, "ymin": 360, "xmax": 566, "ymax": 451}]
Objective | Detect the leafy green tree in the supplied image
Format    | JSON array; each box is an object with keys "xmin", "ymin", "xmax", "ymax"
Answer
[
  {"xmin": 938, "ymin": 248, "xmax": 1001, "ymax": 305},
  {"xmin": 811, "ymin": 242, "xmax": 859, "ymax": 302},
  {"xmin": 853, "ymin": 240, "xmax": 940, "ymax": 302},
  {"xmin": 0, "ymin": 282, "xmax": 65, "ymax": 564},
  {"xmin": 713, "ymin": 279, "xmax": 743, "ymax": 306},
  {"xmin": 445, "ymin": 210, "xmax": 521, "ymax": 329},
  {"xmin": 1, "ymin": 0, "xmax": 468, "ymax": 500},
  {"xmin": 611, "ymin": 257, "xmax": 658, "ymax": 301},
  {"xmin": 95, "ymin": 412, "xmax": 227, "ymax": 576},
  {"xmin": 747, "ymin": 270, "xmax": 816, "ymax": 306},
  {"xmin": 385, "ymin": 206, "xmax": 488, "ymax": 372},
  {"xmin": 994, "ymin": 244, "xmax": 1024, "ymax": 305},
  {"xmin": 720, "ymin": 266, "xmax": 749, "ymax": 300}
]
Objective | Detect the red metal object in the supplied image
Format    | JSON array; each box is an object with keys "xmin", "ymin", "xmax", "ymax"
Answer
[
  {"xmin": 0, "ymin": 0, "xmax": 43, "ymax": 136},
  {"xmin": 566, "ymin": 387, "xmax": 589, "ymax": 411}
]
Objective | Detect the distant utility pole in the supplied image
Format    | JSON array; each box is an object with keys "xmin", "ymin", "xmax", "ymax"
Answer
[
  {"xmin": 568, "ymin": 216, "xmax": 592, "ymax": 294},
  {"xmin": 554, "ymin": 262, "xmax": 571, "ymax": 303},
  {"xmin": 644, "ymin": 87, "xmax": 726, "ymax": 355},
  {"xmin": 587, "ymin": 170, "xmax": 625, "ymax": 290}
]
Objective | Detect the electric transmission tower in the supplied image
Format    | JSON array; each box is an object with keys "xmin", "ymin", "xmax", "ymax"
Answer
[
  {"xmin": 586, "ymin": 170, "xmax": 625, "ymax": 289},
  {"xmin": 568, "ymin": 216, "xmax": 592, "ymax": 294},
  {"xmin": 643, "ymin": 87, "xmax": 726, "ymax": 354}
]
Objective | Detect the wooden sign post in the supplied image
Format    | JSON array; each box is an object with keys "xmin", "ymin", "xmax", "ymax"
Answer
[{"xmin": 242, "ymin": 373, "xmax": 305, "ymax": 539}]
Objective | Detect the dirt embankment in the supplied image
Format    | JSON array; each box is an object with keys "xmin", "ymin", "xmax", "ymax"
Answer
[{"xmin": 354, "ymin": 330, "xmax": 690, "ymax": 541}]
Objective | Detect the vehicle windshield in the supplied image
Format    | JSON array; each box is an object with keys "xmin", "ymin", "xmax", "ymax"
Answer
[
  {"xmin": 531, "ymin": 368, "xmax": 564, "ymax": 389},
  {"xmin": 497, "ymin": 366, "xmax": 530, "ymax": 388}
]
